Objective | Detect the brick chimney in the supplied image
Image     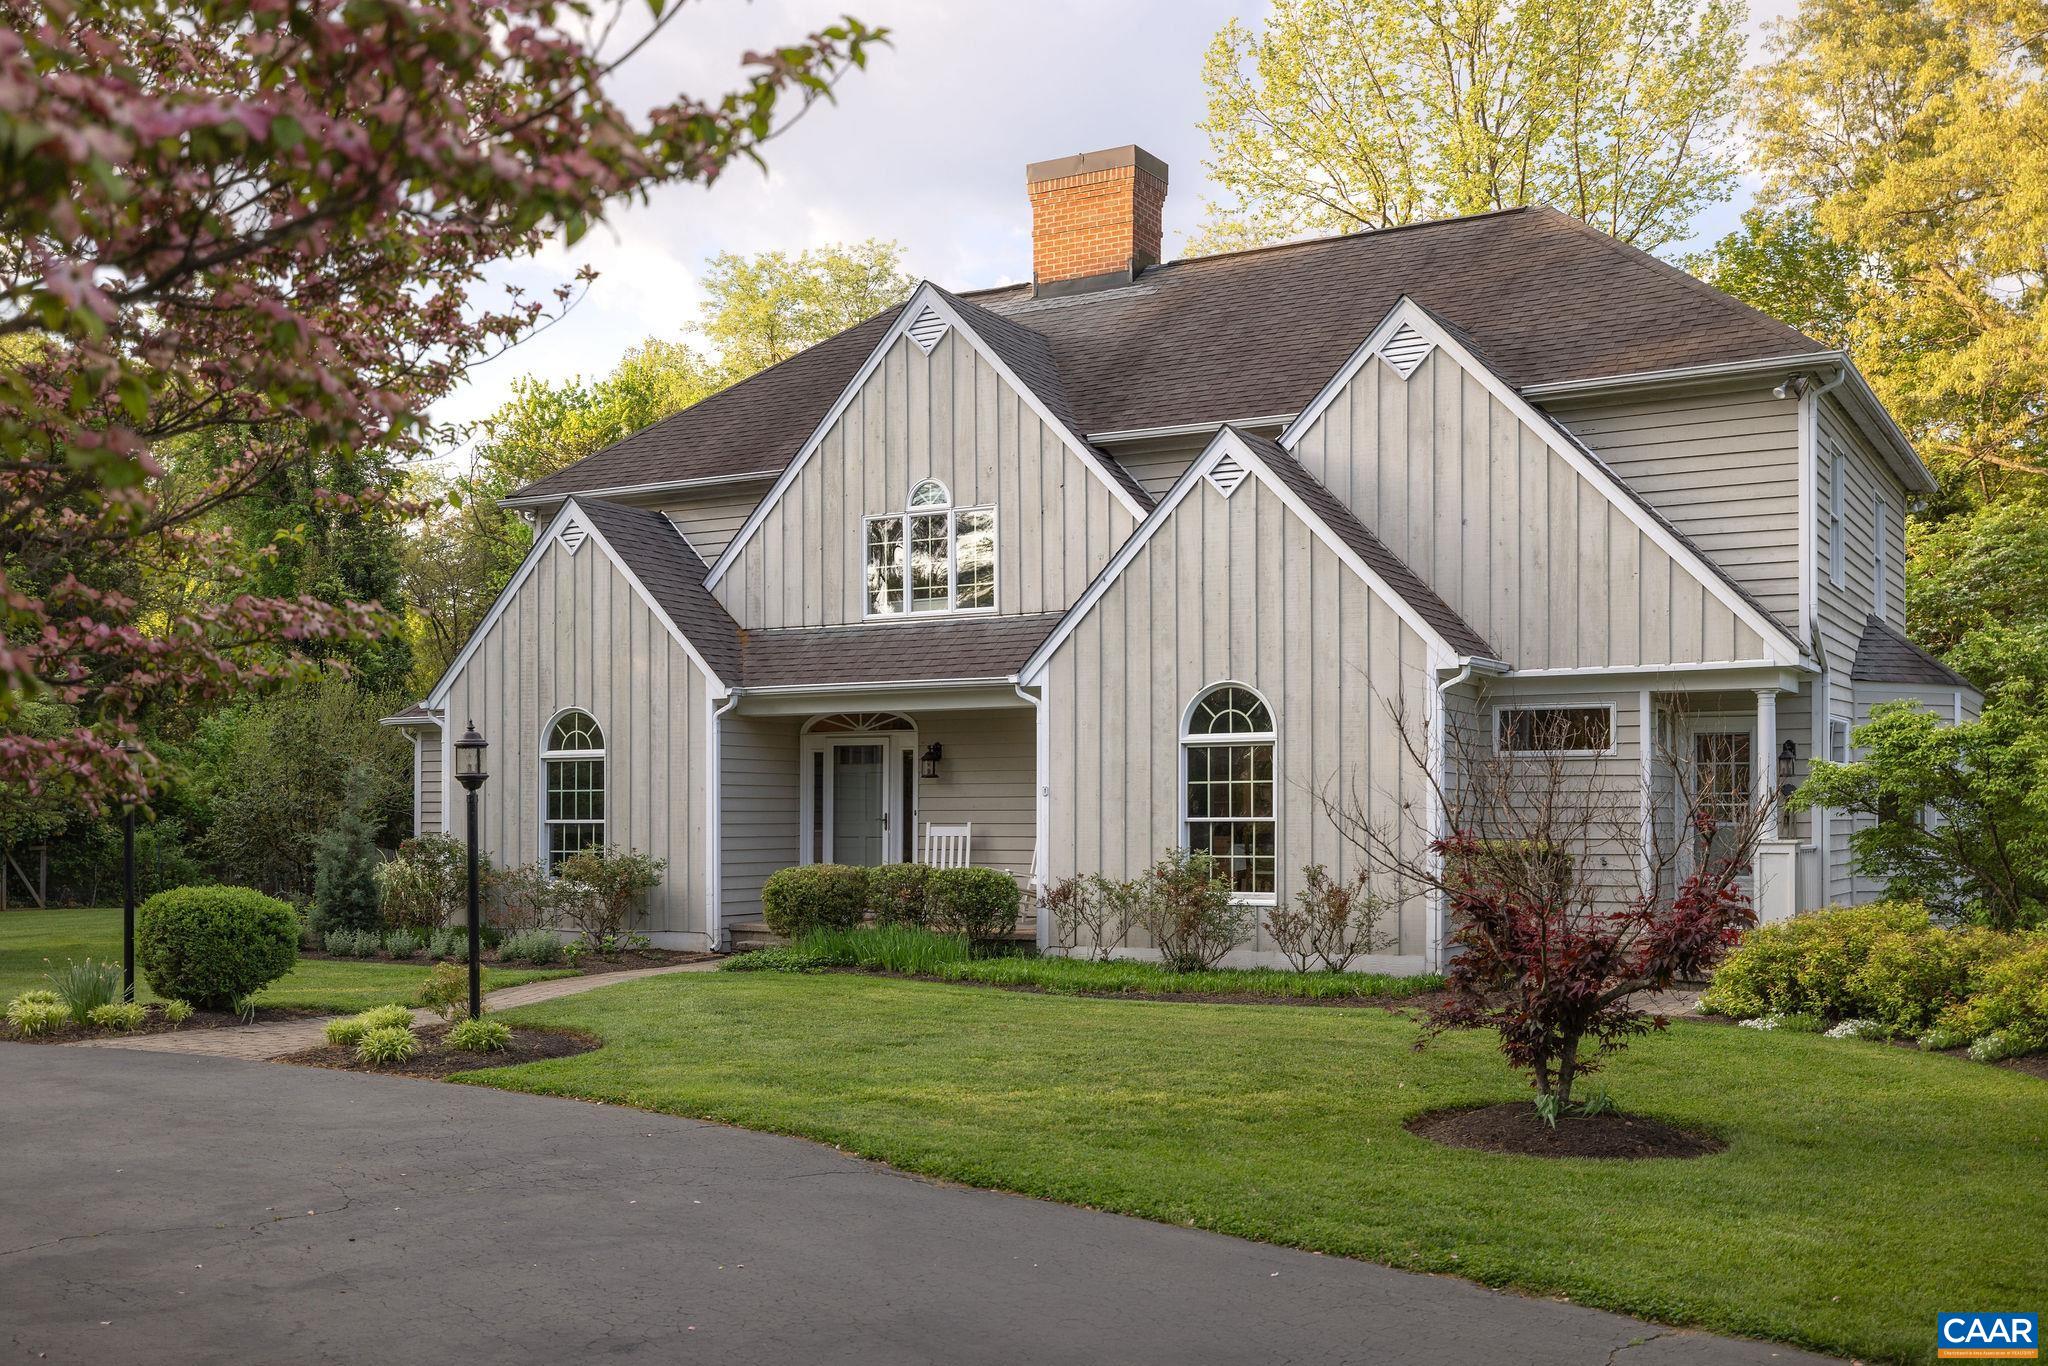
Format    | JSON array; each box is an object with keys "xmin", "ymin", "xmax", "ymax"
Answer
[{"xmin": 1026, "ymin": 145, "xmax": 1167, "ymax": 296}]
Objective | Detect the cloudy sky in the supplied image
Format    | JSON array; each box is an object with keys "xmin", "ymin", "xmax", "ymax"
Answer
[{"xmin": 438, "ymin": 0, "xmax": 1804, "ymax": 435}]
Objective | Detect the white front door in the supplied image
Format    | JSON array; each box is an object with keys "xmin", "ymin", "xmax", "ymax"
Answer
[{"xmin": 799, "ymin": 725, "xmax": 918, "ymax": 867}]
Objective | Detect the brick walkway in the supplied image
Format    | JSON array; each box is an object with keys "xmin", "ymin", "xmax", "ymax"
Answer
[{"xmin": 62, "ymin": 959, "xmax": 720, "ymax": 1062}]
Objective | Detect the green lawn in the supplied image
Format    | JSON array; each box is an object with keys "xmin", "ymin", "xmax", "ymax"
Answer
[
  {"xmin": 0, "ymin": 907, "xmax": 568, "ymax": 1013},
  {"xmin": 475, "ymin": 971, "xmax": 2047, "ymax": 1365}
]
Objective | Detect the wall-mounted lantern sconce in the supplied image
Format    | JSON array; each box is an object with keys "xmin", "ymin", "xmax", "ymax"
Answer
[
  {"xmin": 1778, "ymin": 739, "xmax": 1798, "ymax": 800},
  {"xmin": 920, "ymin": 742, "xmax": 943, "ymax": 780}
]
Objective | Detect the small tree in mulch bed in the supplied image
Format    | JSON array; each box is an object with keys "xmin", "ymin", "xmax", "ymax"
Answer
[{"xmin": 1323, "ymin": 699, "xmax": 1770, "ymax": 1125}]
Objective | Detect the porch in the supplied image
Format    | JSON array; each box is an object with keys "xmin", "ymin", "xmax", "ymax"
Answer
[{"xmin": 716, "ymin": 687, "xmax": 1042, "ymax": 947}]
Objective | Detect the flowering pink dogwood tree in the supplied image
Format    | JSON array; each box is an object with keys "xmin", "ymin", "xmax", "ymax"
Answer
[{"xmin": 0, "ymin": 0, "xmax": 880, "ymax": 809}]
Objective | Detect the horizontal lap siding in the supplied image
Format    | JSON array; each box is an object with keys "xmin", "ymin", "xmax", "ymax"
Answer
[
  {"xmin": 1046, "ymin": 475, "xmax": 1437, "ymax": 965},
  {"xmin": 912, "ymin": 709, "xmax": 1036, "ymax": 880},
  {"xmin": 1815, "ymin": 397, "xmax": 1909, "ymax": 667},
  {"xmin": 711, "ymin": 329, "xmax": 1135, "ymax": 629},
  {"xmin": 1548, "ymin": 386, "xmax": 1801, "ymax": 629},
  {"xmin": 442, "ymin": 536, "xmax": 710, "ymax": 938},
  {"xmin": 719, "ymin": 713, "xmax": 801, "ymax": 922},
  {"xmin": 655, "ymin": 482, "xmax": 771, "ymax": 564},
  {"xmin": 1290, "ymin": 348, "xmax": 1764, "ymax": 670},
  {"xmin": 416, "ymin": 737, "xmax": 443, "ymax": 836}
]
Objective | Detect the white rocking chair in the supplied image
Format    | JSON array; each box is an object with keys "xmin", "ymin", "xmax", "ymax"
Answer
[{"xmin": 922, "ymin": 822, "xmax": 972, "ymax": 869}]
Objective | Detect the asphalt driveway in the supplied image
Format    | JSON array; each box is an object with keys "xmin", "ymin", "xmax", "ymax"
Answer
[{"xmin": 0, "ymin": 1045, "xmax": 1835, "ymax": 1365}]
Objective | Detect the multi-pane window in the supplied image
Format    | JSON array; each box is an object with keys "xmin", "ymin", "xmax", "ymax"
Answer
[
  {"xmin": 1694, "ymin": 732, "xmax": 1752, "ymax": 874},
  {"xmin": 1496, "ymin": 706, "xmax": 1613, "ymax": 755},
  {"xmin": 1874, "ymin": 498, "xmax": 1891, "ymax": 618},
  {"xmin": 864, "ymin": 479, "xmax": 997, "ymax": 616},
  {"xmin": 543, "ymin": 710, "xmax": 605, "ymax": 872},
  {"xmin": 1182, "ymin": 685, "xmax": 1276, "ymax": 897},
  {"xmin": 1829, "ymin": 452, "xmax": 1846, "ymax": 589}
]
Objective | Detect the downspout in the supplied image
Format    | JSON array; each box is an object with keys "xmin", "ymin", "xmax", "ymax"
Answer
[
  {"xmin": 1014, "ymin": 679, "xmax": 1050, "ymax": 953},
  {"xmin": 707, "ymin": 689, "xmax": 742, "ymax": 951}
]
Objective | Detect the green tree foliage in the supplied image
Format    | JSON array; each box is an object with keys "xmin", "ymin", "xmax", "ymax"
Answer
[
  {"xmin": 1907, "ymin": 492, "xmax": 2048, "ymax": 655},
  {"xmin": 1741, "ymin": 0, "xmax": 2048, "ymax": 495},
  {"xmin": 1793, "ymin": 626, "xmax": 2048, "ymax": 930},
  {"xmin": 1682, "ymin": 209, "xmax": 1866, "ymax": 350},
  {"xmin": 695, "ymin": 240, "xmax": 913, "ymax": 381},
  {"xmin": 200, "ymin": 677, "xmax": 410, "ymax": 899},
  {"xmin": 1193, "ymin": 0, "xmax": 1745, "ymax": 253},
  {"xmin": 312, "ymin": 801, "xmax": 385, "ymax": 935}
]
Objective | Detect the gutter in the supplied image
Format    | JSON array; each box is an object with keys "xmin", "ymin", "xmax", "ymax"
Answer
[{"xmin": 498, "ymin": 469, "xmax": 777, "ymax": 511}]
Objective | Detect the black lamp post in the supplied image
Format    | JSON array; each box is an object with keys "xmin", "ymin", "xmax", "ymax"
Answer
[
  {"xmin": 453, "ymin": 723, "xmax": 490, "ymax": 1021},
  {"xmin": 119, "ymin": 740, "xmax": 144, "ymax": 1002}
]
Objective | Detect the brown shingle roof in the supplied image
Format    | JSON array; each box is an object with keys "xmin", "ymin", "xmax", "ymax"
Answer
[
  {"xmin": 738, "ymin": 614, "xmax": 1063, "ymax": 688},
  {"xmin": 574, "ymin": 498, "xmax": 744, "ymax": 685},
  {"xmin": 514, "ymin": 207, "xmax": 1824, "ymax": 501},
  {"xmin": 1851, "ymin": 616, "xmax": 1975, "ymax": 690}
]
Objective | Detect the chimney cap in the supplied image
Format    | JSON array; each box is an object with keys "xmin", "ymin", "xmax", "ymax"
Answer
[{"xmin": 1026, "ymin": 144, "xmax": 1168, "ymax": 187}]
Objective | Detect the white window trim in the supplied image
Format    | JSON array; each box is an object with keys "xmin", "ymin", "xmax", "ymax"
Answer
[
  {"xmin": 541, "ymin": 708, "xmax": 607, "ymax": 873},
  {"xmin": 1828, "ymin": 450, "xmax": 1847, "ymax": 589},
  {"xmin": 862, "ymin": 485, "xmax": 999, "ymax": 620},
  {"xmin": 1492, "ymin": 702, "xmax": 1618, "ymax": 758},
  {"xmin": 1873, "ymin": 498, "xmax": 1891, "ymax": 619},
  {"xmin": 1178, "ymin": 683, "xmax": 1279, "ymax": 905}
]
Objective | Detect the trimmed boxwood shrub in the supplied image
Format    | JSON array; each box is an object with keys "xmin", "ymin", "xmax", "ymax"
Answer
[
  {"xmin": 867, "ymin": 864, "xmax": 932, "ymax": 926},
  {"xmin": 136, "ymin": 885, "xmax": 299, "ymax": 1010},
  {"xmin": 926, "ymin": 867, "xmax": 1021, "ymax": 942},
  {"xmin": 761, "ymin": 864, "xmax": 869, "ymax": 938}
]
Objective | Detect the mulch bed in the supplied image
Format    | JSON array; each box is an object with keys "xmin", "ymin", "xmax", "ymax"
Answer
[
  {"xmin": 278, "ymin": 1022, "xmax": 600, "ymax": 1078},
  {"xmin": 1405, "ymin": 1102, "xmax": 1726, "ymax": 1160},
  {"xmin": 297, "ymin": 947, "xmax": 715, "ymax": 975},
  {"xmin": 1, "ymin": 1002, "xmax": 321, "ymax": 1045}
]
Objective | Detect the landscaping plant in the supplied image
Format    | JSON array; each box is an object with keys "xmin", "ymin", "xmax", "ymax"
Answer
[
  {"xmin": 376, "ymin": 834, "xmax": 477, "ymax": 931},
  {"xmin": 384, "ymin": 929, "xmax": 424, "ymax": 960},
  {"xmin": 416, "ymin": 962, "xmax": 471, "ymax": 1020},
  {"xmin": 46, "ymin": 957, "xmax": 121, "ymax": 1024},
  {"xmin": 1265, "ymin": 865, "xmax": 1393, "ymax": 972},
  {"xmin": 553, "ymin": 847, "xmax": 665, "ymax": 947},
  {"xmin": 447, "ymin": 1018, "xmax": 514, "ymax": 1054},
  {"xmin": 866, "ymin": 864, "xmax": 933, "ymax": 927},
  {"xmin": 326, "ymin": 1003, "xmax": 415, "ymax": 1047},
  {"xmin": 1700, "ymin": 902, "xmax": 1994, "ymax": 1031},
  {"xmin": 5, "ymin": 990, "xmax": 68, "ymax": 1037},
  {"xmin": 1044, "ymin": 874, "xmax": 1142, "ymax": 961},
  {"xmin": 796, "ymin": 924, "xmax": 974, "ymax": 974},
  {"xmin": 311, "ymin": 801, "xmax": 385, "ymax": 936},
  {"xmin": 1131, "ymin": 850, "xmax": 1253, "ymax": 972},
  {"xmin": 136, "ymin": 885, "xmax": 299, "ymax": 1011},
  {"xmin": 1322, "ymin": 701, "xmax": 1768, "ymax": 1116},
  {"xmin": 354, "ymin": 1024, "xmax": 420, "ymax": 1066},
  {"xmin": 491, "ymin": 863, "xmax": 573, "ymax": 935},
  {"xmin": 761, "ymin": 864, "xmax": 870, "ymax": 938},
  {"xmin": 87, "ymin": 1002, "xmax": 146, "ymax": 1031},
  {"xmin": 926, "ymin": 868, "xmax": 1022, "ymax": 943},
  {"xmin": 498, "ymin": 928, "xmax": 564, "ymax": 966},
  {"xmin": 163, "ymin": 1000, "xmax": 193, "ymax": 1027}
]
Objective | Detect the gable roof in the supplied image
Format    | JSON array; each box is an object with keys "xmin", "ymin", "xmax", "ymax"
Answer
[
  {"xmin": 1851, "ymin": 616, "xmax": 1976, "ymax": 691},
  {"xmin": 511, "ymin": 207, "xmax": 1835, "ymax": 503},
  {"xmin": 703, "ymin": 281, "xmax": 1152, "ymax": 589},
  {"xmin": 1021, "ymin": 427, "xmax": 1498, "ymax": 684},
  {"xmin": 1234, "ymin": 430, "xmax": 1494, "ymax": 658},
  {"xmin": 573, "ymin": 498, "xmax": 744, "ymax": 684},
  {"xmin": 1285, "ymin": 297, "xmax": 1808, "ymax": 666}
]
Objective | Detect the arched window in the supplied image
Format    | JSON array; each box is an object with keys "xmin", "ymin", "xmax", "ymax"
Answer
[
  {"xmin": 543, "ymin": 710, "xmax": 605, "ymax": 872},
  {"xmin": 1182, "ymin": 685, "xmax": 1276, "ymax": 897},
  {"xmin": 865, "ymin": 479, "xmax": 996, "ymax": 616}
]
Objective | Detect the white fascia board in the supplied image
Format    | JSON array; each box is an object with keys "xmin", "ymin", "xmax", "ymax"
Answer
[
  {"xmin": 426, "ymin": 499, "xmax": 732, "ymax": 710},
  {"xmin": 1288, "ymin": 297, "xmax": 1805, "ymax": 669},
  {"xmin": 499, "ymin": 470, "xmax": 775, "ymax": 511},
  {"xmin": 1087, "ymin": 413, "xmax": 1298, "ymax": 444},
  {"xmin": 705, "ymin": 281, "xmax": 1150, "ymax": 591},
  {"xmin": 1018, "ymin": 427, "xmax": 1475, "ymax": 685}
]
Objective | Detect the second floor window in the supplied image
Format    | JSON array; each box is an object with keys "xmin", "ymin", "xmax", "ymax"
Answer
[{"xmin": 864, "ymin": 479, "xmax": 997, "ymax": 616}]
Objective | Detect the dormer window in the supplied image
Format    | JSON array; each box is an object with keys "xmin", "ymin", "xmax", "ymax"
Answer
[{"xmin": 865, "ymin": 479, "xmax": 997, "ymax": 617}]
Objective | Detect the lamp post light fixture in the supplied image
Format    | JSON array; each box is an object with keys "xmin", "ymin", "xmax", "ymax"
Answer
[
  {"xmin": 120, "ymin": 740, "xmax": 144, "ymax": 1003},
  {"xmin": 453, "ymin": 723, "xmax": 490, "ymax": 1022}
]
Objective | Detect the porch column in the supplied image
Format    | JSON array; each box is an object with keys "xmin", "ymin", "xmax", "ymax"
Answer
[{"xmin": 1755, "ymin": 688, "xmax": 1779, "ymax": 840}]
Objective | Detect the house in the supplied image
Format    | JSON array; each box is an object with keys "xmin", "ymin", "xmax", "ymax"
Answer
[{"xmin": 386, "ymin": 144, "xmax": 1978, "ymax": 970}]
